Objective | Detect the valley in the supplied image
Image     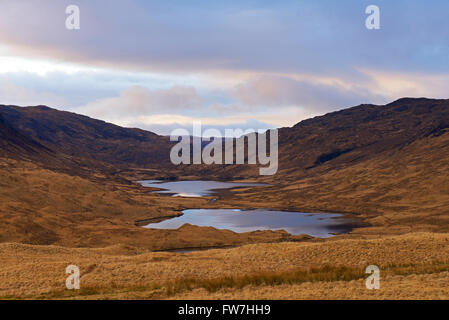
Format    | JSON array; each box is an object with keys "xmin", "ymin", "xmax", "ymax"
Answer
[{"xmin": 1, "ymin": 97, "xmax": 449, "ymax": 299}]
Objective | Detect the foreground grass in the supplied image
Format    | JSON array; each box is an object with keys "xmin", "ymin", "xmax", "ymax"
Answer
[
  {"xmin": 164, "ymin": 265, "xmax": 365, "ymax": 296},
  {"xmin": 385, "ymin": 260, "xmax": 449, "ymax": 276},
  {"xmin": 13, "ymin": 265, "xmax": 364, "ymax": 299},
  {"xmin": 5, "ymin": 260, "xmax": 449, "ymax": 300},
  {"xmin": 163, "ymin": 260, "xmax": 449, "ymax": 297}
]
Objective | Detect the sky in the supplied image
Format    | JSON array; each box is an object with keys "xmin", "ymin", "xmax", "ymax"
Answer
[{"xmin": 0, "ymin": 0, "xmax": 448, "ymax": 135}]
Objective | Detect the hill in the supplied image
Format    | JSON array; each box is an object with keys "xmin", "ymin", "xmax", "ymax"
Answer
[
  {"xmin": 2, "ymin": 98, "xmax": 449, "ymax": 180},
  {"xmin": 0, "ymin": 98, "xmax": 449, "ymax": 246},
  {"xmin": 0, "ymin": 105, "xmax": 172, "ymax": 169},
  {"xmin": 166, "ymin": 98, "xmax": 449, "ymax": 180},
  {"xmin": 276, "ymin": 97, "xmax": 449, "ymax": 177},
  {"xmin": 1, "ymin": 99, "xmax": 448, "ymax": 300},
  {"xmin": 0, "ymin": 113, "xmax": 52, "ymax": 160}
]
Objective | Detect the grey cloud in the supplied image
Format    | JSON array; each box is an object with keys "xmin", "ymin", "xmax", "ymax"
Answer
[
  {"xmin": 78, "ymin": 85, "xmax": 203, "ymax": 119},
  {"xmin": 1, "ymin": 1, "xmax": 449, "ymax": 75},
  {"xmin": 231, "ymin": 75, "xmax": 388, "ymax": 113},
  {"xmin": 0, "ymin": 77, "xmax": 68, "ymax": 107}
]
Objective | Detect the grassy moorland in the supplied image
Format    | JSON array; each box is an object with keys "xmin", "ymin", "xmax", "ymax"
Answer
[
  {"xmin": 0, "ymin": 233, "xmax": 448, "ymax": 299},
  {"xmin": 0, "ymin": 158, "xmax": 290, "ymax": 249},
  {"xmin": 1, "ymin": 98, "xmax": 449, "ymax": 299}
]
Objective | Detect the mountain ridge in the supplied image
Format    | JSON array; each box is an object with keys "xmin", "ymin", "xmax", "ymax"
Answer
[
  {"xmin": 1, "ymin": 97, "xmax": 449, "ymax": 180},
  {"xmin": 0, "ymin": 104, "xmax": 172, "ymax": 170},
  {"xmin": 0, "ymin": 98, "xmax": 449, "ymax": 248}
]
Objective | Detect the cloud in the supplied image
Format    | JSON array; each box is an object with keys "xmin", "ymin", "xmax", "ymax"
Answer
[
  {"xmin": 70, "ymin": 70, "xmax": 449, "ymax": 136},
  {"xmin": 1, "ymin": 1, "xmax": 449, "ymax": 137},
  {"xmin": 0, "ymin": 77, "xmax": 68, "ymax": 107},
  {"xmin": 231, "ymin": 74, "xmax": 387, "ymax": 112},
  {"xmin": 78, "ymin": 85, "xmax": 203, "ymax": 119},
  {"xmin": 3, "ymin": 63, "xmax": 449, "ymax": 138},
  {"xmin": 0, "ymin": 1, "xmax": 449, "ymax": 75},
  {"xmin": 361, "ymin": 69, "xmax": 449, "ymax": 100},
  {"xmin": 74, "ymin": 73, "xmax": 389, "ymax": 133}
]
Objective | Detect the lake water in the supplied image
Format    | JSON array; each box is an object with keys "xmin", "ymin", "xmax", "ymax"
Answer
[
  {"xmin": 139, "ymin": 180, "xmax": 353, "ymax": 237},
  {"xmin": 144, "ymin": 208, "xmax": 352, "ymax": 238},
  {"xmin": 138, "ymin": 180, "xmax": 268, "ymax": 197}
]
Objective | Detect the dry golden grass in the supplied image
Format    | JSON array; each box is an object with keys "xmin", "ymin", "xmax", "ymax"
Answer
[
  {"xmin": 2, "ymin": 100, "xmax": 449, "ymax": 300},
  {"xmin": 0, "ymin": 232, "xmax": 448, "ymax": 299},
  {"xmin": 1, "ymin": 130, "xmax": 449, "ymax": 300},
  {"xmin": 171, "ymin": 272, "xmax": 449, "ymax": 300},
  {"xmin": 219, "ymin": 131, "xmax": 449, "ymax": 237},
  {"xmin": 0, "ymin": 158, "xmax": 290, "ymax": 250}
]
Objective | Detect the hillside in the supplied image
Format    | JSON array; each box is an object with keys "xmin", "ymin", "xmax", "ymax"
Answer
[
  {"xmin": 0, "ymin": 113, "xmax": 52, "ymax": 160},
  {"xmin": 0, "ymin": 98, "xmax": 449, "ymax": 300},
  {"xmin": 0, "ymin": 98, "xmax": 448, "ymax": 246},
  {"xmin": 2, "ymin": 98, "xmax": 449, "ymax": 181},
  {"xmin": 276, "ymin": 97, "xmax": 449, "ymax": 177},
  {"xmin": 0, "ymin": 105, "xmax": 172, "ymax": 169},
  {"xmin": 154, "ymin": 98, "xmax": 449, "ymax": 179}
]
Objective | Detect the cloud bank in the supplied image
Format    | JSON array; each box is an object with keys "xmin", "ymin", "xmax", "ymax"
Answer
[{"xmin": 0, "ymin": 1, "xmax": 448, "ymax": 134}]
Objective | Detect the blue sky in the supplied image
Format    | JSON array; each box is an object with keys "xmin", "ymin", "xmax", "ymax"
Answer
[{"xmin": 0, "ymin": 0, "xmax": 448, "ymax": 134}]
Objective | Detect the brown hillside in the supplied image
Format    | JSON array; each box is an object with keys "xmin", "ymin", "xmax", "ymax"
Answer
[
  {"xmin": 162, "ymin": 98, "xmax": 449, "ymax": 179},
  {"xmin": 0, "ymin": 113, "xmax": 52, "ymax": 160},
  {"xmin": 276, "ymin": 97, "xmax": 449, "ymax": 177},
  {"xmin": 0, "ymin": 105, "xmax": 172, "ymax": 169},
  {"xmin": 0, "ymin": 98, "xmax": 448, "ymax": 247}
]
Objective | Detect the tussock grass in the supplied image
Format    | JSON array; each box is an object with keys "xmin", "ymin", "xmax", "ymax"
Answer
[
  {"xmin": 164, "ymin": 265, "xmax": 365, "ymax": 296},
  {"xmin": 7, "ymin": 265, "xmax": 365, "ymax": 299},
  {"xmin": 4, "ymin": 261, "xmax": 449, "ymax": 299},
  {"xmin": 386, "ymin": 260, "xmax": 449, "ymax": 276},
  {"xmin": 162, "ymin": 260, "xmax": 449, "ymax": 297}
]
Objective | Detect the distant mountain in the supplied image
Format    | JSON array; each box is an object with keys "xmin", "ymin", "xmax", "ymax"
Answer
[
  {"xmin": 168, "ymin": 97, "xmax": 449, "ymax": 179},
  {"xmin": 1, "ymin": 98, "xmax": 449, "ymax": 180},
  {"xmin": 1, "ymin": 98, "xmax": 449, "ymax": 240}
]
